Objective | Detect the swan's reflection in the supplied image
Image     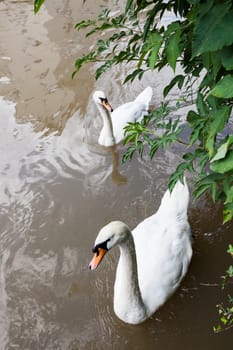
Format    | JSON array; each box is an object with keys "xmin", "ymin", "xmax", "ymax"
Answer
[
  {"xmin": 109, "ymin": 146, "xmax": 127, "ymax": 186},
  {"xmin": 80, "ymin": 143, "xmax": 128, "ymax": 193}
]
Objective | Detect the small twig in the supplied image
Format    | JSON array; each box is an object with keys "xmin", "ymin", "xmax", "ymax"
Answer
[
  {"xmin": 199, "ymin": 282, "xmax": 233, "ymax": 287},
  {"xmin": 199, "ymin": 282, "xmax": 220, "ymax": 287},
  {"xmin": 176, "ymin": 139, "xmax": 189, "ymax": 146},
  {"xmin": 215, "ymin": 323, "xmax": 233, "ymax": 333}
]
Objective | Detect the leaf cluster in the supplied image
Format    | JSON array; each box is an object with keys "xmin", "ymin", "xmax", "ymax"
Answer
[
  {"xmin": 73, "ymin": 0, "xmax": 233, "ymax": 223},
  {"xmin": 214, "ymin": 244, "xmax": 233, "ymax": 333},
  {"xmin": 35, "ymin": 0, "xmax": 233, "ymax": 223},
  {"xmin": 122, "ymin": 102, "xmax": 185, "ymax": 163}
]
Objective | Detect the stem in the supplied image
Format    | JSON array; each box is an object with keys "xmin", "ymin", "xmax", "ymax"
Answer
[
  {"xmin": 176, "ymin": 139, "xmax": 189, "ymax": 146},
  {"xmin": 215, "ymin": 323, "xmax": 233, "ymax": 333}
]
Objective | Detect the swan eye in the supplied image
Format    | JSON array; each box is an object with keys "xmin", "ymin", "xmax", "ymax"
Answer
[
  {"xmin": 92, "ymin": 238, "xmax": 111, "ymax": 254},
  {"xmin": 99, "ymin": 97, "xmax": 108, "ymax": 104}
]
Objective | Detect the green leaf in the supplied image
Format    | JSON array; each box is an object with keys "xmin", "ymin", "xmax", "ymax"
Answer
[
  {"xmin": 196, "ymin": 92, "xmax": 207, "ymax": 115},
  {"xmin": 220, "ymin": 315, "xmax": 228, "ymax": 325},
  {"xmin": 125, "ymin": 0, "xmax": 134, "ymax": 12},
  {"xmin": 205, "ymin": 106, "xmax": 231, "ymax": 157},
  {"xmin": 221, "ymin": 45, "xmax": 233, "ymax": 70},
  {"xmin": 187, "ymin": 110, "xmax": 207, "ymax": 145},
  {"xmin": 187, "ymin": 110, "xmax": 203, "ymax": 127},
  {"xmin": 123, "ymin": 133, "xmax": 137, "ymax": 145},
  {"xmin": 211, "ymin": 135, "xmax": 233, "ymax": 162},
  {"xmin": 194, "ymin": 174, "xmax": 224, "ymax": 201},
  {"xmin": 163, "ymin": 75, "xmax": 185, "ymax": 97},
  {"xmin": 75, "ymin": 20, "xmax": 96, "ymax": 31},
  {"xmin": 86, "ymin": 22, "xmax": 114, "ymax": 37},
  {"xmin": 183, "ymin": 152, "xmax": 195, "ymax": 161},
  {"xmin": 149, "ymin": 47, "xmax": 159, "ymax": 70},
  {"xmin": 137, "ymin": 49, "xmax": 147, "ymax": 69},
  {"xmin": 227, "ymin": 244, "xmax": 233, "ymax": 256},
  {"xmin": 209, "ymin": 75, "xmax": 233, "ymax": 99},
  {"xmin": 122, "ymin": 146, "xmax": 136, "ymax": 163},
  {"xmin": 213, "ymin": 324, "xmax": 222, "ymax": 333},
  {"xmin": 72, "ymin": 51, "xmax": 97, "ymax": 78},
  {"xmin": 193, "ymin": 183, "xmax": 211, "ymax": 199},
  {"xmin": 124, "ymin": 69, "xmax": 144, "ymax": 83},
  {"xmin": 224, "ymin": 204, "xmax": 233, "ymax": 223},
  {"xmin": 226, "ymin": 265, "xmax": 233, "ymax": 277},
  {"xmin": 211, "ymin": 143, "xmax": 228, "ymax": 163},
  {"xmin": 98, "ymin": 8, "xmax": 110, "ymax": 20},
  {"xmin": 199, "ymin": 70, "xmax": 214, "ymax": 91},
  {"xmin": 202, "ymin": 52, "xmax": 211, "ymax": 70},
  {"xmin": 165, "ymin": 30, "xmax": 181, "ymax": 71},
  {"xmin": 166, "ymin": 21, "xmax": 182, "ymax": 35},
  {"xmin": 168, "ymin": 164, "xmax": 186, "ymax": 193},
  {"xmin": 222, "ymin": 178, "xmax": 233, "ymax": 203},
  {"xmin": 192, "ymin": 2, "xmax": 233, "ymax": 57},
  {"xmin": 210, "ymin": 150, "xmax": 233, "ymax": 174},
  {"xmin": 198, "ymin": 152, "xmax": 209, "ymax": 172},
  {"xmin": 137, "ymin": 140, "xmax": 144, "ymax": 157},
  {"xmin": 95, "ymin": 60, "xmax": 114, "ymax": 79},
  {"xmin": 189, "ymin": 127, "xmax": 201, "ymax": 145},
  {"xmin": 211, "ymin": 51, "xmax": 221, "ymax": 80},
  {"xmin": 145, "ymin": 31, "xmax": 163, "ymax": 70},
  {"xmin": 225, "ymin": 185, "xmax": 233, "ymax": 205},
  {"xmin": 149, "ymin": 140, "xmax": 160, "ymax": 159},
  {"xmin": 143, "ymin": 5, "xmax": 158, "ymax": 39},
  {"xmin": 34, "ymin": 0, "xmax": 45, "ymax": 13}
]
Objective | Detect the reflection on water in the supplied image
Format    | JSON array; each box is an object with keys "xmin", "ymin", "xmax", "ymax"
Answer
[{"xmin": 0, "ymin": 1, "xmax": 233, "ymax": 349}]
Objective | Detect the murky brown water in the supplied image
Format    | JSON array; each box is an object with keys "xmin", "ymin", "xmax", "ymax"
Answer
[{"xmin": 0, "ymin": 1, "xmax": 232, "ymax": 349}]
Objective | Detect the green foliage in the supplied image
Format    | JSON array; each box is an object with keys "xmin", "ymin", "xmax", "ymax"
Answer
[
  {"xmin": 34, "ymin": 0, "xmax": 233, "ymax": 223},
  {"xmin": 122, "ymin": 102, "xmax": 185, "ymax": 163},
  {"xmin": 209, "ymin": 75, "xmax": 233, "ymax": 98},
  {"xmin": 192, "ymin": 2, "xmax": 233, "ymax": 57},
  {"xmin": 34, "ymin": 0, "xmax": 45, "ymax": 13},
  {"xmin": 214, "ymin": 245, "xmax": 233, "ymax": 333},
  {"xmin": 71, "ymin": 0, "xmax": 233, "ymax": 223}
]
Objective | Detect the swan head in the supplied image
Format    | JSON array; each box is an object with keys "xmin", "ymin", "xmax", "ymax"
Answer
[
  {"xmin": 93, "ymin": 90, "xmax": 113, "ymax": 112},
  {"xmin": 89, "ymin": 221, "xmax": 130, "ymax": 270}
]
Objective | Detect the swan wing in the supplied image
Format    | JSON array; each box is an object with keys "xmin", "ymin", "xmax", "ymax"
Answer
[
  {"xmin": 133, "ymin": 213, "xmax": 192, "ymax": 315},
  {"xmin": 111, "ymin": 101, "xmax": 148, "ymax": 143},
  {"xmin": 110, "ymin": 87, "xmax": 152, "ymax": 143},
  {"xmin": 134, "ymin": 86, "xmax": 153, "ymax": 106},
  {"xmin": 131, "ymin": 180, "xmax": 192, "ymax": 315}
]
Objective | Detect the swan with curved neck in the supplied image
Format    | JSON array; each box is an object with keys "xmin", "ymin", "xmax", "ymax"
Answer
[
  {"xmin": 89, "ymin": 179, "xmax": 192, "ymax": 324},
  {"xmin": 93, "ymin": 87, "xmax": 152, "ymax": 147}
]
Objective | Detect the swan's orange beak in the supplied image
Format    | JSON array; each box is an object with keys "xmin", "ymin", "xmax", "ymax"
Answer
[
  {"xmin": 89, "ymin": 248, "xmax": 108, "ymax": 270},
  {"xmin": 102, "ymin": 100, "xmax": 113, "ymax": 112}
]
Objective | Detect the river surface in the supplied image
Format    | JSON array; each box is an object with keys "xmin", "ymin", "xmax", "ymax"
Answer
[{"xmin": 0, "ymin": 1, "xmax": 232, "ymax": 349}]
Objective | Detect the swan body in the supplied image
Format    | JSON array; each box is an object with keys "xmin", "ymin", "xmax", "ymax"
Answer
[
  {"xmin": 89, "ymin": 179, "xmax": 192, "ymax": 324},
  {"xmin": 93, "ymin": 87, "xmax": 153, "ymax": 146}
]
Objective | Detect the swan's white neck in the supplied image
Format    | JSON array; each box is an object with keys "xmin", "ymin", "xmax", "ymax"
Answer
[
  {"xmin": 114, "ymin": 232, "xmax": 148, "ymax": 324},
  {"xmin": 96, "ymin": 104, "xmax": 115, "ymax": 146}
]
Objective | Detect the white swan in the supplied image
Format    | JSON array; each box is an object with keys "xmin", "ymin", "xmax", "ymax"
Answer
[
  {"xmin": 93, "ymin": 87, "xmax": 153, "ymax": 146},
  {"xmin": 89, "ymin": 179, "xmax": 192, "ymax": 324}
]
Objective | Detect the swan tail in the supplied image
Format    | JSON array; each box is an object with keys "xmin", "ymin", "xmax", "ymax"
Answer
[
  {"xmin": 134, "ymin": 87, "xmax": 153, "ymax": 107},
  {"xmin": 158, "ymin": 178, "xmax": 189, "ymax": 219}
]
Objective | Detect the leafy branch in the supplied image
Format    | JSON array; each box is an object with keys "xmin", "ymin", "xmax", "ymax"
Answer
[
  {"xmin": 34, "ymin": 0, "xmax": 233, "ymax": 223},
  {"xmin": 214, "ymin": 244, "xmax": 233, "ymax": 333}
]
